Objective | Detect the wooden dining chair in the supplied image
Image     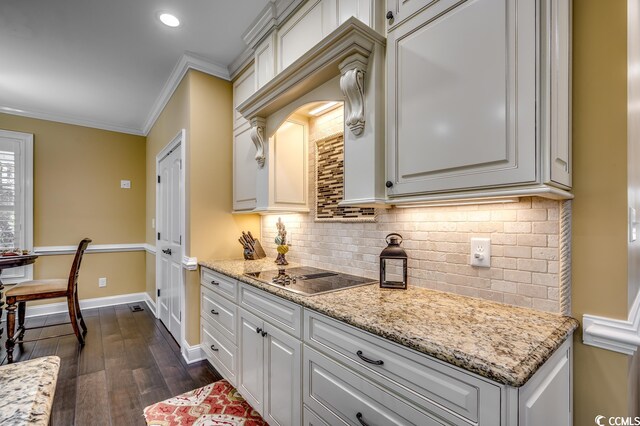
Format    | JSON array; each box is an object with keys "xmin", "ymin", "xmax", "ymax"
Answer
[{"xmin": 4, "ymin": 238, "xmax": 91, "ymax": 363}]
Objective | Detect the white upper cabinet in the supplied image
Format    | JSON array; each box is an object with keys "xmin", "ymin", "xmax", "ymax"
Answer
[
  {"xmin": 255, "ymin": 32, "xmax": 276, "ymax": 90},
  {"xmin": 233, "ymin": 125, "xmax": 258, "ymax": 211},
  {"xmin": 233, "ymin": 66, "xmax": 256, "ymax": 130},
  {"xmin": 233, "ymin": 66, "xmax": 258, "ymax": 212},
  {"xmin": 386, "ymin": 0, "xmax": 573, "ymax": 203},
  {"xmin": 255, "ymin": 116, "xmax": 309, "ymax": 213}
]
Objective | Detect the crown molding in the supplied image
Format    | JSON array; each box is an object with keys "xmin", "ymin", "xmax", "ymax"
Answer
[
  {"xmin": 0, "ymin": 105, "xmax": 144, "ymax": 136},
  {"xmin": 229, "ymin": 48, "xmax": 256, "ymax": 81},
  {"xmin": 142, "ymin": 52, "xmax": 231, "ymax": 135},
  {"xmin": 242, "ymin": 3, "xmax": 277, "ymax": 48}
]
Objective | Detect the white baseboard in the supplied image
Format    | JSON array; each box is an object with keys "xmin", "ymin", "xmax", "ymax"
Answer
[
  {"xmin": 181, "ymin": 339, "xmax": 204, "ymax": 364},
  {"xmin": 583, "ymin": 291, "xmax": 640, "ymax": 355},
  {"xmin": 22, "ymin": 292, "xmax": 149, "ymax": 318},
  {"xmin": 144, "ymin": 293, "xmax": 158, "ymax": 317}
]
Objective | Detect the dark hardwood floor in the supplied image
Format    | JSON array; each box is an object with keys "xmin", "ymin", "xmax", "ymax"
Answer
[{"xmin": 0, "ymin": 303, "xmax": 222, "ymax": 426}]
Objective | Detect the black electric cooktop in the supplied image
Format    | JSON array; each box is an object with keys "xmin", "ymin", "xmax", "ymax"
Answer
[{"xmin": 244, "ymin": 266, "xmax": 375, "ymax": 296}]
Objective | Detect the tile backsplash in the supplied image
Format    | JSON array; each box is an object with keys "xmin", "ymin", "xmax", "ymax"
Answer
[
  {"xmin": 261, "ymin": 197, "xmax": 562, "ymax": 313},
  {"xmin": 261, "ymin": 106, "xmax": 564, "ymax": 314}
]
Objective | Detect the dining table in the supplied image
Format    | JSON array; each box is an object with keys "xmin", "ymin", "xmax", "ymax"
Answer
[{"xmin": 0, "ymin": 254, "xmax": 38, "ymax": 340}]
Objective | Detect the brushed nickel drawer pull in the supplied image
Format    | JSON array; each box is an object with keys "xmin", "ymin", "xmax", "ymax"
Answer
[{"xmin": 356, "ymin": 350, "xmax": 384, "ymax": 365}]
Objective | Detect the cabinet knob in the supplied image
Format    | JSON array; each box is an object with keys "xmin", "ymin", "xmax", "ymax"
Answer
[
  {"xmin": 356, "ymin": 413, "xmax": 370, "ymax": 426},
  {"xmin": 210, "ymin": 345, "xmax": 218, "ymax": 352},
  {"xmin": 210, "ymin": 280, "xmax": 219, "ymax": 286},
  {"xmin": 256, "ymin": 327, "xmax": 262, "ymax": 334},
  {"xmin": 386, "ymin": 11, "xmax": 394, "ymax": 20},
  {"xmin": 261, "ymin": 331, "xmax": 268, "ymax": 337},
  {"xmin": 210, "ymin": 309, "xmax": 219, "ymax": 315},
  {"xmin": 385, "ymin": 181, "xmax": 393, "ymax": 188}
]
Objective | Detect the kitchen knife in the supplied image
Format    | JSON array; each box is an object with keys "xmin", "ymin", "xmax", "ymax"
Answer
[{"xmin": 247, "ymin": 231, "xmax": 256, "ymax": 243}]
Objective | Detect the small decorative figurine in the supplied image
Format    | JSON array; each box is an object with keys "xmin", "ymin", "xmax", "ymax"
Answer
[{"xmin": 274, "ymin": 217, "xmax": 289, "ymax": 265}]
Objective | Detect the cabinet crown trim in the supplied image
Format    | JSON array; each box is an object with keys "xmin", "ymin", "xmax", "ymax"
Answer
[{"xmin": 236, "ymin": 17, "xmax": 385, "ymax": 123}]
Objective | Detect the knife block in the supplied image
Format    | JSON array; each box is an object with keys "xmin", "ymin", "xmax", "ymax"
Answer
[{"xmin": 244, "ymin": 240, "xmax": 267, "ymax": 260}]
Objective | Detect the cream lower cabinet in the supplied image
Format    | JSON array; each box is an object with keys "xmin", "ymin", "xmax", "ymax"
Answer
[
  {"xmin": 200, "ymin": 268, "xmax": 573, "ymax": 426},
  {"xmin": 237, "ymin": 307, "xmax": 302, "ymax": 426}
]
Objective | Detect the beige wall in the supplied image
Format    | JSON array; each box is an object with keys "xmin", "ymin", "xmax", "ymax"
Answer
[
  {"xmin": 145, "ymin": 73, "xmax": 191, "ymax": 301},
  {"xmin": 572, "ymin": 0, "xmax": 635, "ymax": 422},
  {"xmin": 145, "ymin": 70, "xmax": 260, "ymax": 345},
  {"xmin": 0, "ymin": 113, "xmax": 146, "ymax": 299}
]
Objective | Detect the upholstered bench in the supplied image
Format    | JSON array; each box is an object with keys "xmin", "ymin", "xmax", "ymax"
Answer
[
  {"xmin": 0, "ymin": 356, "xmax": 60, "ymax": 425},
  {"xmin": 143, "ymin": 379, "xmax": 267, "ymax": 425}
]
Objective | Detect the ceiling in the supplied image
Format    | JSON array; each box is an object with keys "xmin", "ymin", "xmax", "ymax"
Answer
[{"xmin": 0, "ymin": 0, "xmax": 270, "ymax": 135}]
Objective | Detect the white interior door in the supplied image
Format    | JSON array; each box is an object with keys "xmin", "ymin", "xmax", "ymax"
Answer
[{"xmin": 157, "ymin": 144, "xmax": 182, "ymax": 342}]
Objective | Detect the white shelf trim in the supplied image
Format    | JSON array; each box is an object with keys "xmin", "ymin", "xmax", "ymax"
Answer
[
  {"xmin": 182, "ymin": 256, "xmax": 198, "ymax": 271},
  {"xmin": 34, "ymin": 243, "xmax": 149, "ymax": 256},
  {"xmin": 583, "ymin": 291, "xmax": 640, "ymax": 355}
]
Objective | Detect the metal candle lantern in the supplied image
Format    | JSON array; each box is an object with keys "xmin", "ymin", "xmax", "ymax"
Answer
[{"xmin": 379, "ymin": 233, "xmax": 408, "ymax": 289}]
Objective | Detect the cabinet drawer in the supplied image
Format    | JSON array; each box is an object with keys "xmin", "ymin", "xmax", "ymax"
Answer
[
  {"xmin": 303, "ymin": 406, "xmax": 331, "ymax": 426},
  {"xmin": 304, "ymin": 346, "xmax": 448, "ymax": 425},
  {"xmin": 201, "ymin": 286, "xmax": 237, "ymax": 343},
  {"xmin": 201, "ymin": 318, "xmax": 237, "ymax": 387},
  {"xmin": 304, "ymin": 310, "xmax": 500, "ymax": 424},
  {"xmin": 240, "ymin": 283, "xmax": 302, "ymax": 338},
  {"xmin": 201, "ymin": 268, "xmax": 238, "ymax": 302}
]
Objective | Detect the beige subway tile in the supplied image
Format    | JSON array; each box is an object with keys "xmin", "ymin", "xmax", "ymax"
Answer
[
  {"xmin": 504, "ymin": 222, "xmax": 532, "ymax": 233},
  {"xmin": 532, "ymin": 247, "xmax": 559, "ymax": 260},
  {"xmin": 517, "ymin": 209, "xmax": 548, "ymax": 221},
  {"xmin": 491, "ymin": 233, "xmax": 517, "ymax": 245},
  {"xmin": 517, "ymin": 234, "xmax": 548, "ymax": 247},
  {"xmin": 468, "ymin": 211, "xmax": 491, "ymax": 221},
  {"xmin": 456, "ymin": 286, "xmax": 480, "ymax": 298},
  {"xmin": 478, "ymin": 268, "xmax": 504, "ymax": 280},
  {"xmin": 547, "ymin": 287, "xmax": 559, "ymax": 300},
  {"xmin": 491, "ymin": 280, "xmax": 518, "ymax": 293},
  {"xmin": 491, "ymin": 210, "xmax": 517, "ymax": 221},
  {"xmin": 504, "ymin": 269, "xmax": 532, "ymax": 283},
  {"xmin": 532, "ymin": 298, "xmax": 559, "ymax": 313},
  {"xmin": 548, "ymin": 235, "xmax": 559, "ymax": 248},
  {"xmin": 517, "ymin": 258, "xmax": 547, "ymax": 273},
  {"xmin": 533, "ymin": 221, "xmax": 559, "ymax": 235},
  {"xmin": 548, "ymin": 261, "xmax": 559, "ymax": 274},
  {"xmin": 446, "ymin": 253, "xmax": 468, "ymax": 264},
  {"xmin": 532, "ymin": 273, "xmax": 558, "ymax": 286},
  {"xmin": 503, "ymin": 293, "xmax": 533, "ymax": 308},
  {"xmin": 477, "ymin": 289, "xmax": 505, "ymax": 303},
  {"xmin": 547, "ymin": 207, "xmax": 559, "ymax": 220},
  {"xmin": 492, "ymin": 257, "xmax": 518, "ymax": 269},
  {"xmin": 504, "ymin": 246, "xmax": 532, "ymax": 258},
  {"xmin": 478, "ymin": 222, "xmax": 504, "ymax": 233},
  {"xmin": 517, "ymin": 283, "xmax": 548, "ymax": 298}
]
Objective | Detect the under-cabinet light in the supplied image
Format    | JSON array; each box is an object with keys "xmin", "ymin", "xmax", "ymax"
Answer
[
  {"xmin": 308, "ymin": 101, "xmax": 339, "ymax": 116},
  {"xmin": 394, "ymin": 197, "xmax": 520, "ymax": 208}
]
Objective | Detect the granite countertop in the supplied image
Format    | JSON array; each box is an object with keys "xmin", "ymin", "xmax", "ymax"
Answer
[
  {"xmin": 0, "ymin": 356, "xmax": 60, "ymax": 425},
  {"xmin": 200, "ymin": 258, "xmax": 579, "ymax": 387}
]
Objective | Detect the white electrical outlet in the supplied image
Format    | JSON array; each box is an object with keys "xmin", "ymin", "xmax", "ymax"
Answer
[
  {"xmin": 98, "ymin": 277, "xmax": 107, "ymax": 287},
  {"xmin": 120, "ymin": 180, "xmax": 131, "ymax": 189},
  {"xmin": 470, "ymin": 238, "xmax": 491, "ymax": 268}
]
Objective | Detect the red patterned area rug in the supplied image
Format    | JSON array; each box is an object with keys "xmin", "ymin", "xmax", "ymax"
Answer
[{"xmin": 143, "ymin": 379, "xmax": 268, "ymax": 426}]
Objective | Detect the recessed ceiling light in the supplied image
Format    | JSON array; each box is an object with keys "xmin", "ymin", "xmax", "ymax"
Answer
[{"xmin": 159, "ymin": 13, "xmax": 180, "ymax": 28}]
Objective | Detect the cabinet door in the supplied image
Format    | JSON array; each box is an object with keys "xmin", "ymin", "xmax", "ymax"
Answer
[
  {"xmin": 233, "ymin": 67, "xmax": 255, "ymax": 130},
  {"xmin": 264, "ymin": 325, "xmax": 302, "ymax": 426},
  {"xmin": 233, "ymin": 125, "xmax": 257, "ymax": 211},
  {"xmin": 238, "ymin": 309, "xmax": 265, "ymax": 414},
  {"xmin": 387, "ymin": 0, "xmax": 536, "ymax": 197}
]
